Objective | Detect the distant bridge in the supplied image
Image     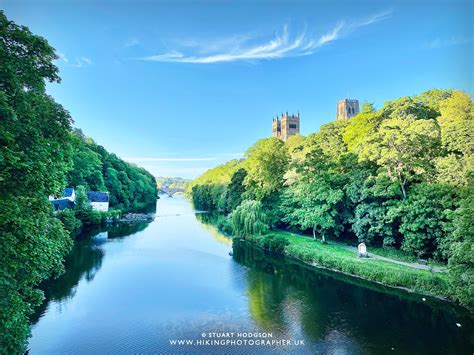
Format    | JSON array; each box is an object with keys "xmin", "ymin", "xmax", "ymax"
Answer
[{"xmin": 158, "ymin": 186, "xmax": 185, "ymax": 197}]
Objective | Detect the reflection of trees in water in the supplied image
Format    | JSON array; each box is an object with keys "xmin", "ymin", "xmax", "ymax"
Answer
[
  {"xmin": 194, "ymin": 211, "xmax": 218, "ymax": 225},
  {"xmin": 232, "ymin": 239, "xmax": 473, "ymax": 354},
  {"xmin": 195, "ymin": 212, "xmax": 232, "ymax": 246},
  {"xmin": 30, "ymin": 222, "xmax": 151, "ymax": 324}
]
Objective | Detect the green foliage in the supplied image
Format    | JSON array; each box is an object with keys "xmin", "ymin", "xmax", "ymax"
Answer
[
  {"xmin": 229, "ymin": 200, "xmax": 269, "ymax": 237},
  {"xmin": 67, "ymin": 130, "xmax": 158, "ymax": 211},
  {"xmin": 73, "ymin": 185, "xmax": 104, "ymax": 226},
  {"xmin": 245, "ymin": 231, "xmax": 450, "ymax": 299},
  {"xmin": 0, "ymin": 12, "xmax": 73, "ymax": 352},
  {"xmin": 190, "ymin": 88, "xmax": 473, "ymax": 309},
  {"xmin": 67, "ymin": 130, "xmax": 106, "ymax": 191},
  {"xmin": 192, "ymin": 183, "xmax": 227, "ymax": 211},
  {"xmin": 243, "ymin": 138, "xmax": 288, "ymax": 200},
  {"xmin": 56, "ymin": 208, "xmax": 82, "ymax": 233},
  {"xmin": 216, "ymin": 214, "xmax": 233, "ymax": 235},
  {"xmin": 280, "ymin": 176, "xmax": 344, "ymax": 242},
  {"xmin": 156, "ymin": 176, "xmax": 190, "ymax": 190},
  {"xmin": 225, "ymin": 168, "xmax": 247, "ymax": 212},
  {"xmin": 261, "ymin": 234, "xmax": 289, "ymax": 253},
  {"xmin": 438, "ymin": 90, "xmax": 473, "ymax": 156},
  {"xmin": 187, "ymin": 160, "xmax": 241, "ymax": 210},
  {"xmin": 448, "ymin": 180, "xmax": 474, "ymax": 311},
  {"xmin": 0, "ymin": 13, "xmax": 159, "ymax": 352},
  {"xmin": 399, "ymin": 183, "xmax": 458, "ymax": 260},
  {"xmin": 350, "ymin": 174, "xmax": 402, "ymax": 247}
]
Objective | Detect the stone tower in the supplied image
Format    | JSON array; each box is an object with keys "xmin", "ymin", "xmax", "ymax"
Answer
[
  {"xmin": 272, "ymin": 117, "xmax": 281, "ymax": 139},
  {"xmin": 337, "ymin": 99, "xmax": 360, "ymax": 120},
  {"xmin": 272, "ymin": 112, "xmax": 300, "ymax": 141}
]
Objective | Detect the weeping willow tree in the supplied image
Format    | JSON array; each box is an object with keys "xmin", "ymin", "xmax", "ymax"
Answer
[{"xmin": 229, "ymin": 200, "xmax": 269, "ymax": 237}]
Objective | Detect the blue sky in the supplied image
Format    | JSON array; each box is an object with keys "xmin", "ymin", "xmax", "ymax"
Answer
[{"xmin": 2, "ymin": 0, "xmax": 473, "ymax": 178}]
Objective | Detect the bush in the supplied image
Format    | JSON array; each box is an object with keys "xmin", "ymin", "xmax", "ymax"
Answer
[
  {"xmin": 261, "ymin": 234, "xmax": 289, "ymax": 253},
  {"xmin": 56, "ymin": 209, "xmax": 81, "ymax": 233},
  {"xmin": 216, "ymin": 215, "xmax": 233, "ymax": 235},
  {"xmin": 229, "ymin": 200, "xmax": 269, "ymax": 237}
]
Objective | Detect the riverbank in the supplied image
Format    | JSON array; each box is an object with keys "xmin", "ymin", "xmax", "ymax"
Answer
[{"xmin": 239, "ymin": 231, "xmax": 453, "ymax": 301}]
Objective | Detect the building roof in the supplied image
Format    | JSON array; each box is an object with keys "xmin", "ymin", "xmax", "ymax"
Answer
[
  {"xmin": 64, "ymin": 187, "xmax": 75, "ymax": 197},
  {"xmin": 87, "ymin": 191, "xmax": 109, "ymax": 202},
  {"xmin": 52, "ymin": 199, "xmax": 75, "ymax": 211}
]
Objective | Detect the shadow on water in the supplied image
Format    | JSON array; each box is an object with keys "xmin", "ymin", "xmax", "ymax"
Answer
[
  {"xmin": 30, "ymin": 222, "xmax": 151, "ymax": 324},
  {"xmin": 232, "ymin": 238, "xmax": 474, "ymax": 355}
]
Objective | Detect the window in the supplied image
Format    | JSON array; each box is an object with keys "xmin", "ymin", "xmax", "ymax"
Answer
[{"xmin": 289, "ymin": 124, "xmax": 297, "ymax": 129}]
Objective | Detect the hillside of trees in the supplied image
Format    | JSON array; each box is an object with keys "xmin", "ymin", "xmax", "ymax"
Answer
[
  {"xmin": 66, "ymin": 129, "xmax": 158, "ymax": 211},
  {"xmin": 156, "ymin": 176, "xmax": 190, "ymax": 190},
  {"xmin": 188, "ymin": 89, "xmax": 473, "ymax": 310},
  {"xmin": 0, "ymin": 12, "xmax": 157, "ymax": 352}
]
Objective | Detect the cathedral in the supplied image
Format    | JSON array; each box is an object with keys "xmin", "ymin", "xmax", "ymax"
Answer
[
  {"xmin": 271, "ymin": 112, "xmax": 300, "ymax": 141},
  {"xmin": 271, "ymin": 99, "xmax": 360, "ymax": 140}
]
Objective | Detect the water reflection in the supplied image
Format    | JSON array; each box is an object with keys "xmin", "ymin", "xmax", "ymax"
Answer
[
  {"xmin": 233, "ymin": 239, "xmax": 474, "ymax": 354},
  {"xmin": 195, "ymin": 213, "xmax": 232, "ymax": 246},
  {"xmin": 31, "ymin": 222, "xmax": 151, "ymax": 324},
  {"xmin": 28, "ymin": 197, "xmax": 473, "ymax": 354}
]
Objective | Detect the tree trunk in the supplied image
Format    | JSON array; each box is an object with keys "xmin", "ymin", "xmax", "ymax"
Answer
[
  {"xmin": 312, "ymin": 225, "xmax": 316, "ymax": 240},
  {"xmin": 398, "ymin": 171, "xmax": 407, "ymax": 199},
  {"xmin": 400, "ymin": 181, "xmax": 407, "ymax": 200}
]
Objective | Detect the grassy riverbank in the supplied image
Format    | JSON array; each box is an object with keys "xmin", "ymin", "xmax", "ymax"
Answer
[{"xmin": 241, "ymin": 231, "xmax": 452, "ymax": 300}]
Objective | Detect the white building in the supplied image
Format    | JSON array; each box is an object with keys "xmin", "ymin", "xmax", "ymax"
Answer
[
  {"xmin": 49, "ymin": 188, "xmax": 110, "ymax": 212},
  {"xmin": 49, "ymin": 187, "xmax": 75, "ymax": 202},
  {"xmin": 86, "ymin": 191, "xmax": 110, "ymax": 212}
]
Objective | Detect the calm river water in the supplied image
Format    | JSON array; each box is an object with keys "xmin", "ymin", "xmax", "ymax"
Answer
[{"xmin": 29, "ymin": 196, "xmax": 473, "ymax": 354}]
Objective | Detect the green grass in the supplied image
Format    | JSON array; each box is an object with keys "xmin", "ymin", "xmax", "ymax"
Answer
[
  {"xmin": 362, "ymin": 245, "xmax": 418, "ymax": 262},
  {"xmin": 361, "ymin": 246, "xmax": 447, "ymax": 268},
  {"xmin": 244, "ymin": 231, "xmax": 452, "ymax": 300}
]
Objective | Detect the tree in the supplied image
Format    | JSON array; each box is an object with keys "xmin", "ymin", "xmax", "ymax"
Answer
[
  {"xmin": 348, "ymin": 173, "xmax": 402, "ymax": 247},
  {"xmin": 281, "ymin": 145, "xmax": 345, "ymax": 243},
  {"xmin": 448, "ymin": 180, "xmax": 474, "ymax": 311},
  {"xmin": 398, "ymin": 183, "xmax": 457, "ymax": 260},
  {"xmin": 229, "ymin": 200, "xmax": 269, "ymax": 237},
  {"xmin": 67, "ymin": 131, "xmax": 158, "ymax": 211},
  {"xmin": 243, "ymin": 138, "xmax": 288, "ymax": 200},
  {"xmin": 438, "ymin": 90, "xmax": 473, "ymax": 156},
  {"xmin": 361, "ymin": 117, "xmax": 440, "ymax": 198},
  {"xmin": 281, "ymin": 178, "xmax": 343, "ymax": 243},
  {"xmin": 66, "ymin": 130, "xmax": 105, "ymax": 191},
  {"xmin": 226, "ymin": 168, "xmax": 247, "ymax": 212},
  {"xmin": 0, "ymin": 12, "xmax": 73, "ymax": 352},
  {"xmin": 74, "ymin": 185, "xmax": 102, "ymax": 226},
  {"xmin": 189, "ymin": 88, "xmax": 474, "ymax": 310}
]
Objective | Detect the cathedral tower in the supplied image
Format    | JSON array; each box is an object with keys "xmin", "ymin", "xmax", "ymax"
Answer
[
  {"xmin": 337, "ymin": 99, "xmax": 360, "ymax": 120},
  {"xmin": 272, "ymin": 112, "xmax": 300, "ymax": 141}
]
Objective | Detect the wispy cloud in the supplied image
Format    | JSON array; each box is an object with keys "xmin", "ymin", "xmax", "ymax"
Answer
[
  {"xmin": 124, "ymin": 37, "xmax": 140, "ymax": 48},
  {"xmin": 71, "ymin": 57, "xmax": 93, "ymax": 67},
  {"xmin": 56, "ymin": 52, "xmax": 92, "ymax": 68},
  {"xmin": 351, "ymin": 9, "xmax": 392, "ymax": 28},
  {"xmin": 57, "ymin": 51, "xmax": 68, "ymax": 63},
  {"xmin": 427, "ymin": 36, "xmax": 473, "ymax": 49},
  {"xmin": 139, "ymin": 9, "xmax": 392, "ymax": 64}
]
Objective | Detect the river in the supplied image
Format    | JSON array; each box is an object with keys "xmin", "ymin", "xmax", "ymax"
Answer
[{"xmin": 28, "ymin": 195, "xmax": 473, "ymax": 354}]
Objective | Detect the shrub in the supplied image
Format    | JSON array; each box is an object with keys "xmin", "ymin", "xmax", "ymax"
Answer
[
  {"xmin": 216, "ymin": 215, "xmax": 233, "ymax": 235},
  {"xmin": 229, "ymin": 200, "xmax": 269, "ymax": 237},
  {"xmin": 56, "ymin": 209, "xmax": 81, "ymax": 233}
]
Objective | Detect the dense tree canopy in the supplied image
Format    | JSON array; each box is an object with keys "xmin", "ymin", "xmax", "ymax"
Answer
[
  {"xmin": 0, "ymin": 12, "xmax": 158, "ymax": 352},
  {"xmin": 66, "ymin": 129, "xmax": 158, "ymax": 211},
  {"xmin": 190, "ymin": 88, "xmax": 473, "ymax": 310},
  {"xmin": 0, "ymin": 12, "xmax": 73, "ymax": 352}
]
